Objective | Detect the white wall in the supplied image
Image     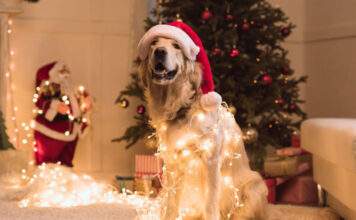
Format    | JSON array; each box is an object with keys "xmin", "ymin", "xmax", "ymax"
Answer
[
  {"xmin": 304, "ymin": 0, "xmax": 356, "ymax": 118},
  {"xmin": 8, "ymin": 0, "xmax": 153, "ymax": 179}
]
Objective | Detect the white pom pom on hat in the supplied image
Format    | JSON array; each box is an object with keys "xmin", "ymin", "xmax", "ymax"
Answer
[{"xmin": 137, "ymin": 21, "xmax": 222, "ymax": 111}]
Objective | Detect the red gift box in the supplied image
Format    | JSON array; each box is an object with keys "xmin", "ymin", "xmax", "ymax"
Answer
[
  {"xmin": 277, "ymin": 174, "xmax": 318, "ymax": 204},
  {"xmin": 291, "ymin": 135, "xmax": 311, "ymax": 154},
  {"xmin": 291, "ymin": 135, "xmax": 300, "ymax": 148},
  {"xmin": 264, "ymin": 178, "xmax": 276, "ymax": 204}
]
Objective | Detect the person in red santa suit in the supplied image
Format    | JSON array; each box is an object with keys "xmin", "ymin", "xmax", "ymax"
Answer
[{"xmin": 32, "ymin": 61, "xmax": 92, "ymax": 167}]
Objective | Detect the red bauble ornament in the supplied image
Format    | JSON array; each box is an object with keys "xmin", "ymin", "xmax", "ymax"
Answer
[
  {"xmin": 282, "ymin": 67, "xmax": 290, "ymax": 74},
  {"xmin": 262, "ymin": 74, "xmax": 273, "ymax": 85},
  {"xmin": 288, "ymin": 104, "xmax": 296, "ymax": 112},
  {"xmin": 201, "ymin": 8, "xmax": 212, "ymax": 20},
  {"xmin": 225, "ymin": 14, "xmax": 233, "ymax": 22},
  {"xmin": 282, "ymin": 28, "xmax": 290, "ymax": 36},
  {"xmin": 278, "ymin": 99, "xmax": 284, "ymax": 105},
  {"xmin": 211, "ymin": 46, "xmax": 221, "ymax": 56},
  {"xmin": 137, "ymin": 105, "xmax": 146, "ymax": 115},
  {"xmin": 230, "ymin": 48, "xmax": 239, "ymax": 57},
  {"xmin": 241, "ymin": 23, "xmax": 250, "ymax": 31}
]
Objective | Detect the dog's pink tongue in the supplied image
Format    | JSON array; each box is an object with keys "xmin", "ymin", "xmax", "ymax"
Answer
[{"xmin": 154, "ymin": 69, "xmax": 167, "ymax": 75}]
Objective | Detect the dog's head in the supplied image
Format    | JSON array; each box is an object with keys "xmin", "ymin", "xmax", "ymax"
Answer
[
  {"xmin": 140, "ymin": 37, "xmax": 199, "ymax": 87},
  {"xmin": 147, "ymin": 37, "xmax": 184, "ymax": 85}
]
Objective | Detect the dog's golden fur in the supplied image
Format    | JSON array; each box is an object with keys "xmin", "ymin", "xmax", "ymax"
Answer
[{"xmin": 139, "ymin": 37, "xmax": 268, "ymax": 220}]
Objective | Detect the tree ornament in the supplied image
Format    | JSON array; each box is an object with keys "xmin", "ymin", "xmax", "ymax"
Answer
[
  {"xmin": 175, "ymin": 13, "xmax": 183, "ymax": 22},
  {"xmin": 281, "ymin": 27, "xmax": 290, "ymax": 36},
  {"xmin": 288, "ymin": 104, "xmax": 296, "ymax": 112},
  {"xmin": 225, "ymin": 14, "xmax": 233, "ymax": 22},
  {"xmin": 201, "ymin": 8, "xmax": 212, "ymax": 20},
  {"xmin": 261, "ymin": 74, "xmax": 272, "ymax": 85},
  {"xmin": 282, "ymin": 67, "xmax": 290, "ymax": 74},
  {"xmin": 137, "ymin": 105, "xmax": 146, "ymax": 115},
  {"xmin": 241, "ymin": 23, "xmax": 250, "ymax": 31},
  {"xmin": 120, "ymin": 98, "xmax": 129, "ymax": 108},
  {"xmin": 230, "ymin": 45, "xmax": 239, "ymax": 57},
  {"xmin": 277, "ymin": 98, "xmax": 284, "ymax": 106},
  {"xmin": 242, "ymin": 125, "xmax": 259, "ymax": 144},
  {"xmin": 211, "ymin": 46, "xmax": 221, "ymax": 56}
]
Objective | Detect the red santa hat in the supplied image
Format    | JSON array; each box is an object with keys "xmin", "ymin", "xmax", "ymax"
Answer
[
  {"xmin": 138, "ymin": 21, "xmax": 222, "ymax": 111},
  {"xmin": 36, "ymin": 61, "xmax": 66, "ymax": 88}
]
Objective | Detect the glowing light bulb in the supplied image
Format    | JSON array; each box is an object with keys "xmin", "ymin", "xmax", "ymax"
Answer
[
  {"xmin": 14, "ymin": 106, "xmax": 18, "ymax": 111},
  {"xmin": 10, "ymin": 51, "xmax": 14, "ymax": 55},
  {"xmin": 182, "ymin": 150, "xmax": 190, "ymax": 157},
  {"xmin": 11, "ymin": 116, "xmax": 16, "ymax": 120},
  {"xmin": 8, "ymin": 19, "xmax": 13, "ymax": 25},
  {"xmin": 33, "ymin": 98, "xmax": 38, "ymax": 103},
  {"xmin": 45, "ymin": 81, "xmax": 50, "ymax": 86},
  {"xmin": 5, "ymin": 72, "xmax": 10, "ymax": 77},
  {"xmin": 78, "ymin": 85, "xmax": 85, "ymax": 92},
  {"xmin": 160, "ymin": 123, "xmax": 167, "ymax": 131},
  {"xmin": 201, "ymin": 139, "xmax": 213, "ymax": 151},
  {"xmin": 8, "ymin": 29, "xmax": 12, "ymax": 34},
  {"xmin": 25, "ymin": 126, "xmax": 30, "ymax": 131},
  {"xmin": 64, "ymin": 131, "xmax": 70, "ymax": 136},
  {"xmin": 176, "ymin": 139, "xmax": 186, "ymax": 148},
  {"xmin": 22, "ymin": 139, "xmax": 28, "ymax": 144},
  {"xmin": 14, "ymin": 128, "xmax": 18, "ymax": 133},
  {"xmin": 82, "ymin": 118, "xmax": 87, "ymax": 123},
  {"xmin": 34, "ymin": 94, "xmax": 39, "ymax": 98},
  {"xmin": 36, "ymin": 87, "xmax": 40, "ymax": 91},
  {"xmin": 196, "ymin": 112, "xmax": 205, "ymax": 121}
]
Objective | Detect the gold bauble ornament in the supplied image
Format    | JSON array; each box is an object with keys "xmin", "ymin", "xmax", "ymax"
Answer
[{"xmin": 242, "ymin": 125, "xmax": 259, "ymax": 144}]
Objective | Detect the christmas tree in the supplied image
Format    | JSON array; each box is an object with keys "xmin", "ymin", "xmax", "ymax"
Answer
[
  {"xmin": 0, "ymin": 109, "xmax": 15, "ymax": 150},
  {"xmin": 114, "ymin": 0, "xmax": 307, "ymax": 170}
]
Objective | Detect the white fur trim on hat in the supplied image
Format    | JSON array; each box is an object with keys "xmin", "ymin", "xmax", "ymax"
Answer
[
  {"xmin": 49, "ymin": 61, "xmax": 66, "ymax": 84},
  {"xmin": 200, "ymin": 91, "xmax": 222, "ymax": 111},
  {"xmin": 138, "ymin": 25, "xmax": 200, "ymax": 61}
]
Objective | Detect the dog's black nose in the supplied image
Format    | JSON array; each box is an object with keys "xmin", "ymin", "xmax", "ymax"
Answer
[{"xmin": 154, "ymin": 47, "xmax": 167, "ymax": 58}]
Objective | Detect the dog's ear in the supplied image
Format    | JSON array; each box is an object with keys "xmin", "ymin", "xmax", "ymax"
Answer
[
  {"xmin": 188, "ymin": 61, "xmax": 202, "ymax": 93},
  {"xmin": 138, "ymin": 59, "xmax": 149, "ymax": 88}
]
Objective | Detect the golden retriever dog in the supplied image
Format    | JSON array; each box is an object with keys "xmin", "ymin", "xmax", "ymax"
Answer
[{"xmin": 139, "ymin": 36, "xmax": 268, "ymax": 220}]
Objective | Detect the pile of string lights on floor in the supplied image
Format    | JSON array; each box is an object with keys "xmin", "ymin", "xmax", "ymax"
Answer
[{"xmin": 16, "ymin": 163, "xmax": 161, "ymax": 219}]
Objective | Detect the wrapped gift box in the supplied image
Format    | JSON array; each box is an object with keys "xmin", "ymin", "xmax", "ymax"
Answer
[
  {"xmin": 264, "ymin": 156, "xmax": 298, "ymax": 177},
  {"xmin": 115, "ymin": 176, "xmax": 134, "ymax": 193},
  {"xmin": 264, "ymin": 154, "xmax": 312, "ymax": 177},
  {"xmin": 135, "ymin": 155, "xmax": 163, "ymax": 195},
  {"xmin": 277, "ymin": 174, "xmax": 318, "ymax": 204},
  {"xmin": 264, "ymin": 178, "xmax": 276, "ymax": 204}
]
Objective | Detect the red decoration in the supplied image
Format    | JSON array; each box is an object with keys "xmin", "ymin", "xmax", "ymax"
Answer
[
  {"xmin": 282, "ymin": 67, "xmax": 290, "ymax": 74},
  {"xmin": 278, "ymin": 98, "xmax": 284, "ymax": 105},
  {"xmin": 241, "ymin": 23, "xmax": 250, "ymax": 31},
  {"xmin": 282, "ymin": 28, "xmax": 290, "ymax": 36},
  {"xmin": 262, "ymin": 74, "xmax": 272, "ymax": 85},
  {"xmin": 211, "ymin": 46, "xmax": 221, "ymax": 56},
  {"xmin": 225, "ymin": 14, "xmax": 233, "ymax": 22},
  {"xmin": 288, "ymin": 104, "xmax": 296, "ymax": 112},
  {"xmin": 201, "ymin": 8, "xmax": 212, "ymax": 20},
  {"xmin": 264, "ymin": 178, "xmax": 276, "ymax": 204},
  {"xmin": 230, "ymin": 48, "xmax": 239, "ymax": 57},
  {"xmin": 137, "ymin": 105, "xmax": 146, "ymax": 115}
]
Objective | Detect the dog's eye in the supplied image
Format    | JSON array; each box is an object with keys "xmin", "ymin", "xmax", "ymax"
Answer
[
  {"xmin": 151, "ymin": 40, "xmax": 157, "ymax": 46},
  {"xmin": 173, "ymin": 43, "xmax": 180, "ymax": 49}
]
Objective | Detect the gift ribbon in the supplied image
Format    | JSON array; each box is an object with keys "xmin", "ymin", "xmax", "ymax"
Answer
[{"xmin": 116, "ymin": 176, "xmax": 134, "ymax": 190}]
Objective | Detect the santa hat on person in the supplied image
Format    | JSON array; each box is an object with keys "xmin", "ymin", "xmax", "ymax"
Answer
[
  {"xmin": 36, "ymin": 61, "xmax": 66, "ymax": 88},
  {"xmin": 138, "ymin": 21, "xmax": 222, "ymax": 111}
]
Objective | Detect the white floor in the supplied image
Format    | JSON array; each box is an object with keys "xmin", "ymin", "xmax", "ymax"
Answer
[{"xmin": 0, "ymin": 200, "xmax": 137, "ymax": 220}]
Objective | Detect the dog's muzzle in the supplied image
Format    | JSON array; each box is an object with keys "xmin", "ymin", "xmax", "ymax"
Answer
[{"xmin": 152, "ymin": 62, "xmax": 177, "ymax": 81}]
